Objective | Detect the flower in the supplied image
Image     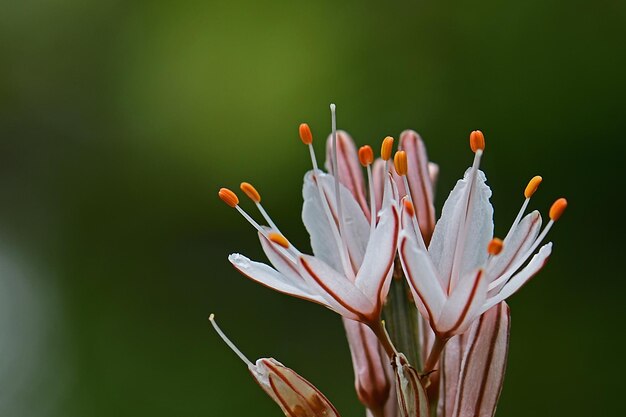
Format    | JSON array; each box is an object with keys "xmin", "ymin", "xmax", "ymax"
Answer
[
  {"xmin": 219, "ymin": 105, "xmax": 402, "ymax": 416},
  {"xmin": 218, "ymin": 105, "xmax": 399, "ymax": 331},
  {"xmin": 209, "ymin": 315, "xmax": 340, "ymax": 417},
  {"xmin": 396, "ymin": 130, "xmax": 567, "ymax": 372}
]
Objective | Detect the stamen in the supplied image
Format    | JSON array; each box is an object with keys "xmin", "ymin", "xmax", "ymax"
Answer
[
  {"xmin": 240, "ymin": 182, "xmax": 282, "ymax": 233},
  {"xmin": 365, "ymin": 162, "xmax": 377, "ymax": 233},
  {"xmin": 381, "ymin": 136, "xmax": 394, "ymax": 162},
  {"xmin": 218, "ymin": 188, "xmax": 239, "ymax": 207},
  {"xmin": 358, "ymin": 145, "xmax": 374, "ymax": 167},
  {"xmin": 549, "ymin": 198, "xmax": 568, "ymax": 221},
  {"xmin": 487, "ymin": 238, "xmax": 504, "ymax": 255},
  {"xmin": 505, "ymin": 176, "xmax": 543, "ymax": 241},
  {"xmin": 209, "ymin": 314, "xmax": 254, "ymax": 368},
  {"xmin": 525, "ymin": 176, "xmax": 543, "ymax": 199},
  {"xmin": 488, "ymin": 197, "xmax": 567, "ymax": 291},
  {"xmin": 240, "ymin": 182, "xmax": 261, "ymax": 203},
  {"xmin": 300, "ymin": 122, "xmax": 319, "ymax": 171},
  {"xmin": 394, "ymin": 151, "xmax": 408, "ymax": 176},
  {"xmin": 330, "ymin": 103, "xmax": 355, "ymax": 279},
  {"xmin": 299, "ymin": 123, "xmax": 313, "ymax": 145},
  {"xmin": 268, "ymin": 232, "xmax": 290, "ymax": 249},
  {"xmin": 404, "ymin": 199, "xmax": 415, "ymax": 217},
  {"xmin": 470, "ymin": 130, "xmax": 485, "ymax": 153}
]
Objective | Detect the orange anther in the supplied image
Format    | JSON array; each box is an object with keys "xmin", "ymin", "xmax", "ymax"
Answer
[
  {"xmin": 218, "ymin": 188, "xmax": 239, "ymax": 207},
  {"xmin": 358, "ymin": 145, "xmax": 374, "ymax": 167},
  {"xmin": 487, "ymin": 238, "xmax": 504, "ymax": 255},
  {"xmin": 240, "ymin": 182, "xmax": 261, "ymax": 203},
  {"xmin": 381, "ymin": 136, "xmax": 394, "ymax": 161},
  {"xmin": 403, "ymin": 199, "xmax": 415, "ymax": 217},
  {"xmin": 299, "ymin": 123, "xmax": 313, "ymax": 145},
  {"xmin": 268, "ymin": 232, "xmax": 290, "ymax": 248},
  {"xmin": 394, "ymin": 151, "xmax": 408, "ymax": 176},
  {"xmin": 549, "ymin": 198, "xmax": 568, "ymax": 221},
  {"xmin": 524, "ymin": 176, "xmax": 543, "ymax": 198},
  {"xmin": 470, "ymin": 130, "xmax": 485, "ymax": 153}
]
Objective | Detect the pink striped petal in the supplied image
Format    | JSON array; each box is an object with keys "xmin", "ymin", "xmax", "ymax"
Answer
[
  {"xmin": 428, "ymin": 162, "xmax": 439, "ymax": 188},
  {"xmin": 229, "ymin": 254, "xmax": 328, "ymax": 306},
  {"xmin": 437, "ymin": 333, "xmax": 470, "ymax": 417},
  {"xmin": 398, "ymin": 130, "xmax": 436, "ymax": 244},
  {"xmin": 436, "ymin": 270, "xmax": 488, "ymax": 337},
  {"xmin": 325, "ymin": 130, "xmax": 371, "ymax": 218},
  {"xmin": 452, "ymin": 303, "xmax": 510, "ymax": 417},
  {"xmin": 298, "ymin": 254, "xmax": 376, "ymax": 321},
  {"xmin": 343, "ymin": 319, "xmax": 393, "ymax": 416},
  {"xmin": 394, "ymin": 354, "xmax": 430, "ymax": 417},
  {"xmin": 483, "ymin": 243, "xmax": 552, "ymax": 312},
  {"xmin": 372, "ymin": 159, "xmax": 386, "ymax": 213},
  {"xmin": 487, "ymin": 211, "xmax": 542, "ymax": 286},
  {"xmin": 398, "ymin": 232, "xmax": 446, "ymax": 324},
  {"xmin": 429, "ymin": 170, "xmax": 494, "ymax": 293},
  {"xmin": 254, "ymin": 358, "xmax": 342, "ymax": 417}
]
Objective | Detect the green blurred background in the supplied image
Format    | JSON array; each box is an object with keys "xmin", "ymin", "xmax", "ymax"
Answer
[{"xmin": 1, "ymin": 0, "xmax": 624, "ymax": 416}]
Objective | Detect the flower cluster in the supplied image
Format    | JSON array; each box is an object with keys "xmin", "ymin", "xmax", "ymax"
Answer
[{"xmin": 212, "ymin": 105, "xmax": 567, "ymax": 417}]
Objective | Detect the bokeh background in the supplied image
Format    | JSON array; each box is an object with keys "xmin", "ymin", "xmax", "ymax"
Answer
[{"xmin": 1, "ymin": 0, "xmax": 625, "ymax": 416}]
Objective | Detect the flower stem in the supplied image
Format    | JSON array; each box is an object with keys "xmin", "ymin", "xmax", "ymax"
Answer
[
  {"xmin": 368, "ymin": 319, "xmax": 397, "ymax": 359},
  {"xmin": 422, "ymin": 336, "xmax": 448, "ymax": 375}
]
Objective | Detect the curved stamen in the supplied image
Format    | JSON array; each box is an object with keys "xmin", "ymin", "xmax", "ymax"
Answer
[
  {"xmin": 504, "ymin": 176, "xmax": 542, "ymax": 240},
  {"xmin": 209, "ymin": 314, "xmax": 254, "ymax": 368},
  {"xmin": 359, "ymin": 145, "xmax": 377, "ymax": 234},
  {"xmin": 330, "ymin": 104, "xmax": 355, "ymax": 277},
  {"xmin": 488, "ymin": 198, "xmax": 567, "ymax": 291}
]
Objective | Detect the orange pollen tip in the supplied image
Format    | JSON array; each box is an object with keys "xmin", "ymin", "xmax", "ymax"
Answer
[
  {"xmin": 381, "ymin": 136, "xmax": 394, "ymax": 160},
  {"xmin": 549, "ymin": 198, "xmax": 568, "ymax": 221},
  {"xmin": 403, "ymin": 200, "xmax": 415, "ymax": 217},
  {"xmin": 299, "ymin": 123, "xmax": 313, "ymax": 145},
  {"xmin": 394, "ymin": 151, "xmax": 408, "ymax": 176},
  {"xmin": 358, "ymin": 145, "xmax": 374, "ymax": 166},
  {"xmin": 470, "ymin": 130, "xmax": 485, "ymax": 153},
  {"xmin": 524, "ymin": 176, "xmax": 543, "ymax": 198},
  {"xmin": 218, "ymin": 188, "xmax": 239, "ymax": 207},
  {"xmin": 268, "ymin": 232, "xmax": 290, "ymax": 248},
  {"xmin": 487, "ymin": 238, "xmax": 504, "ymax": 255},
  {"xmin": 240, "ymin": 182, "xmax": 261, "ymax": 203}
]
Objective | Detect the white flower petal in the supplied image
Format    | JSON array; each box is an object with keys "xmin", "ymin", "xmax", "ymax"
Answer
[
  {"xmin": 436, "ymin": 269, "xmax": 488, "ymax": 337},
  {"xmin": 483, "ymin": 243, "xmax": 552, "ymax": 312},
  {"xmin": 228, "ymin": 253, "xmax": 327, "ymax": 306},
  {"xmin": 302, "ymin": 170, "xmax": 369, "ymax": 273},
  {"xmin": 429, "ymin": 169, "xmax": 494, "ymax": 292},
  {"xmin": 298, "ymin": 254, "xmax": 376, "ymax": 321},
  {"xmin": 487, "ymin": 211, "xmax": 542, "ymax": 286},
  {"xmin": 258, "ymin": 230, "xmax": 303, "ymax": 282},
  {"xmin": 354, "ymin": 199, "xmax": 399, "ymax": 309},
  {"xmin": 398, "ymin": 232, "xmax": 446, "ymax": 324}
]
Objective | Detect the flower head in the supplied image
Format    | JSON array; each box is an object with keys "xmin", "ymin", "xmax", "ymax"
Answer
[
  {"xmin": 397, "ymin": 131, "xmax": 567, "ymax": 344},
  {"xmin": 219, "ymin": 105, "xmax": 400, "ymax": 329}
]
